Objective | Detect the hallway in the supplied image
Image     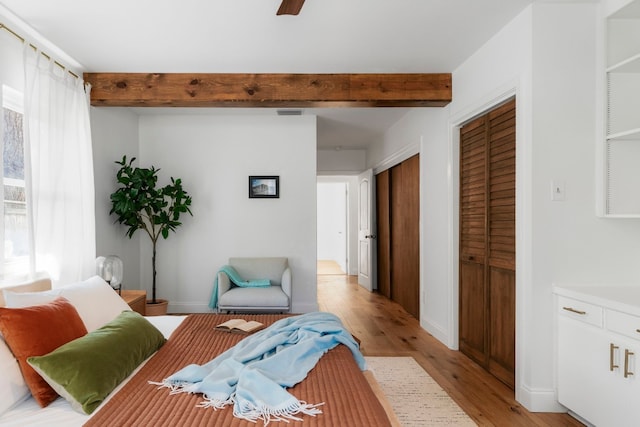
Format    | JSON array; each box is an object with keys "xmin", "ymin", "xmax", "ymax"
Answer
[
  {"xmin": 317, "ymin": 274, "xmax": 583, "ymax": 427},
  {"xmin": 316, "ymin": 260, "xmax": 345, "ymax": 275}
]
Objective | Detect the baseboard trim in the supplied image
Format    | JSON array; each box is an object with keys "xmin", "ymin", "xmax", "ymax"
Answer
[
  {"xmin": 421, "ymin": 317, "xmax": 454, "ymax": 349},
  {"xmin": 517, "ymin": 384, "xmax": 566, "ymax": 413}
]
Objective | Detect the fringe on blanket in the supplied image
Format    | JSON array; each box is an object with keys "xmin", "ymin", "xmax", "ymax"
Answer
[
  {"xmin": 148, "ymin": 380, "xmax": 192, "ymax": 395},
  {"xmin": 232, "ymin": 400, "xmax": 324, "ymax": 426},
  {"xmin": 149, "ymin": 380, "xmax": 236, "ymax": 409},
  {"xmin": 149, "ymin": 380, "xmax": 324, "ymax": 426}
]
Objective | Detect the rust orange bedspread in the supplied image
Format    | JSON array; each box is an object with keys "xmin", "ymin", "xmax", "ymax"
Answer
[{"xmin": 84, "ymin": 313, "xmax": 392, "ymax": 427}]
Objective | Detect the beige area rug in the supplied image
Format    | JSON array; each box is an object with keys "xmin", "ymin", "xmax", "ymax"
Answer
[{"xmin": 365, "ymin": 356, "xmax": 477, "ymax": 427}]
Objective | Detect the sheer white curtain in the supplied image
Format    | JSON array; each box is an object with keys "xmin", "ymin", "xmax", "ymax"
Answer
[{"xmin": 23, "ymin": 46, "xmax": 95, "ymax": 284}]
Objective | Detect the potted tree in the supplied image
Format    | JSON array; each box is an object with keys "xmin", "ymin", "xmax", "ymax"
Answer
[{"xmin": 109, "ymin": 156, "xmax": 193, "ymax": 315}]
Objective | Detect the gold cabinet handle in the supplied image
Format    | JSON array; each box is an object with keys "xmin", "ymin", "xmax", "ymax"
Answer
[
  {"xmin": 562, "ymin": 306, "xmax": 586, "ymax": 315},
  {"xmin": 624, "ymin": 349, "xmax": 635, "ymax": 378},
  {"xmin": 610, "ymin": 343, "xmax": 619, "ymax": 371}
]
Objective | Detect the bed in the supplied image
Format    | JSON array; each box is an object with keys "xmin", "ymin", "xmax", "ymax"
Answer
[{"xmin": 0, "ymin": 276, "xmax": 393, "ymax": 426}]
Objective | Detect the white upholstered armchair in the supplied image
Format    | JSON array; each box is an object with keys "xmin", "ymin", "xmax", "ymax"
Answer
[{"xmin": 217, "ymin": 257, "xmax": 291, "ymax": 313}]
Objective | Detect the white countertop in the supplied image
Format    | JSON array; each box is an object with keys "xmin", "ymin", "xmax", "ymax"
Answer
[{"xmin": 554, "ymin": 284, "xmax": 640, "ymax": 317}]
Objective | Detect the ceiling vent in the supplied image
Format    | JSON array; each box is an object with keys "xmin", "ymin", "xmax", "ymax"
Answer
[{"xmin": 277, "ymin": 109, "xmax": 303, "ymax": 116}]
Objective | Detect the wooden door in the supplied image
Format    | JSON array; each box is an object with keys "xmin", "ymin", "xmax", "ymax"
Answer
[
  {"xmin": 376, "ymin": 154, "xmax": 420, "ymax": 318},
  {"xmin": 459, "ymin": 115, "xmax": 488, "ymax": 366},
  {"xmin": 486, "ymin": 101, "xmax": 516, "ymax": 387},
  {"xmin": 357, "ymin": 169, "xmax": 374, "ymax": 291},
  {"xmin": 376, "ymin": 170, "xmax": 391, "ymax": 299},
  {"xmin": 391, "ymin": 155, "xmax": 420, "ymax": 318},
  {"xmin": 459, "ymin": 98, "xmax": 516, "ymax": 389}
]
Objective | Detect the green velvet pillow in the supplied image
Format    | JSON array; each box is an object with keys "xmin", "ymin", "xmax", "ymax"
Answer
[{"xmin": 27, "ymin": 310, "xmax": 166, "ymax": 414}]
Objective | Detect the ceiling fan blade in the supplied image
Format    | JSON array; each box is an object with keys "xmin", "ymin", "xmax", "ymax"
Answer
[{"xmin": 277, "ymin": 0, "xmax": 305, "ymax": 15}]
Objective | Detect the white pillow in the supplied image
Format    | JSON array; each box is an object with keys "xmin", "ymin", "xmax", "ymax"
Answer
[
  {"xmin": 3, "ymin": 276, "xmax": 131, "ymax": 332},
  {"xmin": 0, "ymin": 337, "xmax": 30, "ymax": 416}
]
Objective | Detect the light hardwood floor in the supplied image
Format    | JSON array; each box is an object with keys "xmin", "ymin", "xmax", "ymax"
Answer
[{"xmin": 317, "ymin": 274, "xmax": 584, "ymax": 427}]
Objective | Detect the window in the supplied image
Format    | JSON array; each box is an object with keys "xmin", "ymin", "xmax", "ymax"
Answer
[{"xmin": 2, "ymin": 85, "xmax": 29, "ymax": 278}]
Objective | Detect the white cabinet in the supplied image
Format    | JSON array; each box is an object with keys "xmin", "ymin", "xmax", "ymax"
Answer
[
  {"xmin": 555, "ymin": 288, "xmax": 640, "ymax": 426},
  {"xmin": 602, "ymin": 0, "xmax": 640, "ymax": 216}
]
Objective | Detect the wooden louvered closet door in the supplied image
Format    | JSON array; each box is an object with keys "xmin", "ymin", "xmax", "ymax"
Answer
[{"xmin": 459, "ymin": 98, "xmax": 516, "ymax": 389}]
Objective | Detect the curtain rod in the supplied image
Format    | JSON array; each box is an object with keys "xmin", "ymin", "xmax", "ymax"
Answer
[{"xmin": 0, "ymin": 22, "xmax": 80, "ymax": 79}]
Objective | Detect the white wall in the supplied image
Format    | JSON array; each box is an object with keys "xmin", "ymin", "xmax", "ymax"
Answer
[
  {"xmin": 526, "ymin": 1, "xmax": 640, "ymax": 410},
  {"xmin": 367, "ymin": 121, "xmax": 421, "ymax": 174},
  {"xmin": 135, "ymin": 114, "xmax": 318, "ymax": 313},
  {"xmin": 317, "ymin": 149, "xmax": 366, "ymax": 175},
  {"xmin": 91, "ymin": 107, "xmax": 141, "ymax": 290}
]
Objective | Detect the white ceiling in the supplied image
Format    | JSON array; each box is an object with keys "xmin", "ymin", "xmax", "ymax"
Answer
[{"xmin": 0, "ymin": 0, "xmax": 533, "ymax": 149}]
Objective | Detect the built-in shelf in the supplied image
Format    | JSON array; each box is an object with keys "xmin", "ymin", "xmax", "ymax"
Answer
[
  {"xmin": 607, "ymin": 127, "xmax": 640, "ymax": 141},
  {"xmin": 607, "ymin": 52, "xmax": 640, "ymax": 73},
  {"xmin": 601, "ymin": 0, "xmax": 640, "ymax": 217}
]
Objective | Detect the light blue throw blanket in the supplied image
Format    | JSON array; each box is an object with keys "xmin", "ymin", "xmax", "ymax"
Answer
[
  {"xmin": 151, "ymin": 312, "xmax": 365, "ymax": 425},
  {"xmin": 209, "ymin": 265, "xmax": 271, "ymax": 309}
]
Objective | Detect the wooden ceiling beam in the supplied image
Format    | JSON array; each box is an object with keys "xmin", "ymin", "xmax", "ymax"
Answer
[{"xmin": 83, "ymin": 73, "xmax": 452, "ymax": 108}]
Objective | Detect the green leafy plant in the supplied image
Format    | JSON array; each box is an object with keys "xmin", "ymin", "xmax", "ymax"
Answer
[{"xmin": 109, "ymin": 156, "xmax": 193, "ymax": 304}]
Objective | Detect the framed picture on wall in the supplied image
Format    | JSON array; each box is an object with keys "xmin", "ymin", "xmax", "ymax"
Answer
[{"xmin": 249, "ymin": 176, "xmax": 279, "ymax": 198}]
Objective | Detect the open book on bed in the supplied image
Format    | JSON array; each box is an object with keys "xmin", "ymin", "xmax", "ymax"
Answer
[{"xmin": 214, "ymin": 318, "xmax": 265, "ymax": 334}]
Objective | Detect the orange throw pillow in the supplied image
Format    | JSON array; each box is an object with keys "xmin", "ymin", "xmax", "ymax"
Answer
[{"xmin": 0, "ymin": 296, "xmax": 88, "ymax": 407}]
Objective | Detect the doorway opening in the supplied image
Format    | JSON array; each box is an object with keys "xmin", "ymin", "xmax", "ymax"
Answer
[{"xmin": 317, "ymin": 181, "xmax": 347, "ymax": 275}]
